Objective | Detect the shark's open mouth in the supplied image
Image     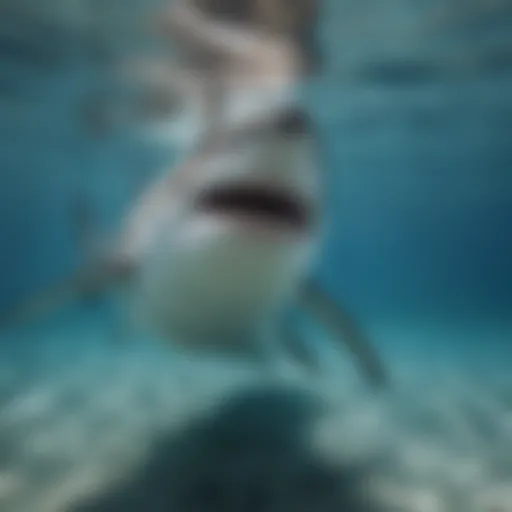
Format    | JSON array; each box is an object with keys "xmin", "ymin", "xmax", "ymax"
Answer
[{"xmin": 195, "ymin": 184, "xmax": 311, "ymax": 232}]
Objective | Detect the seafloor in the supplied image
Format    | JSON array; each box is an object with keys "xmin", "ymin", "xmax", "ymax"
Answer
[{"xmin": 0, "ymin": 309, "xmax": 510, "ymax": 512}]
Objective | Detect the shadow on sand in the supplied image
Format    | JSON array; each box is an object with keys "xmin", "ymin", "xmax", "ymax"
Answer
[{"xmin": 71, "ymin": 384, "xmax": 376, "ymax": 512}]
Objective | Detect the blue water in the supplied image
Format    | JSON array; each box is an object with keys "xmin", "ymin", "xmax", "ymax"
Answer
[{"xmin": 0, "ymin": 3, "xmax": 511, "ymax": 511}]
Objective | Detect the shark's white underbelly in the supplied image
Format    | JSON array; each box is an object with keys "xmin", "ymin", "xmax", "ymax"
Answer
[{"xmin": 124, "ymin": 219, "xmax": 309, "ymax": 349}]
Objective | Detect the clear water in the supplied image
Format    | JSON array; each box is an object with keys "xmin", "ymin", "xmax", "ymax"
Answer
[{"xmin": 0, "ymin": 2, "xmax": 511, "ymax": 511}]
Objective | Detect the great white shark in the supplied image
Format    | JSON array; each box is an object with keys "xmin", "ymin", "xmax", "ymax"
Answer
[{"xmin": 0, "ymin": 110, "xmax": 388, "ymax": 388}]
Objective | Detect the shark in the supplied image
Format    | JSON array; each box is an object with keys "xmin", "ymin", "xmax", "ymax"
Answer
[{"xmin": 0, "ymin": 109, "xmax": 388, "ymax": 389}]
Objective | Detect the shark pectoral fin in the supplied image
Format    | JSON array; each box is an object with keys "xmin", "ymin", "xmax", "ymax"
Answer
[
  {"xmin": 299, "ymin": 279, "xmax": 390, "ymax": 390},
  {"xmin": 0, "ymin": 260, "xmax": 134, "ymax": 331}
]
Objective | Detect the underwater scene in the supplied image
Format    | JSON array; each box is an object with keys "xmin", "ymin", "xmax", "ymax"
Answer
[{"xmin": 0, "ymin": 0, "xmax": 511, "ymax": 510}]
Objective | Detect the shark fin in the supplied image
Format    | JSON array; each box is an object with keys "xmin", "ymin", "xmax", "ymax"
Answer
[
  {"xmin": 298, "ymin": 278, "xmax": 390, "ymax": 390},
  {"xmin": 0, "ymin": 259, "xmax": 133, "ymax": 331}
]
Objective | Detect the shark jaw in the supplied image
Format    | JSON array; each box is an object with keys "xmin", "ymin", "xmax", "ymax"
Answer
[{"xmin": 193, "ymin": 180, "xmax": 316, "ymax": 240}]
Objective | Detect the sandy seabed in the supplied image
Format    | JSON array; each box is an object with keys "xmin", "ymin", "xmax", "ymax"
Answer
[{"xmin": 0, "ymin": 312, "xmax": 510, "ymax": 512}]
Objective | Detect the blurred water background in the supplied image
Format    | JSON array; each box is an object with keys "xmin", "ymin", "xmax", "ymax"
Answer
[{"xmin": 0, "ymin": 1, "xmax": 511, "ymax": 511}]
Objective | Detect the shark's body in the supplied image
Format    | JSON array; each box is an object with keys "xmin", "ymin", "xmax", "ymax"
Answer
[
  {"xmin": 0, "ymin": 111, "xmax": 388, "ymax": 388},
  {"xmin": 100, "ymin": 113, "xmax": 321, "ymax": 353},
  {"xmin": 1, "ymin": 0, "xmax": 389, "ymax": 388}
]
